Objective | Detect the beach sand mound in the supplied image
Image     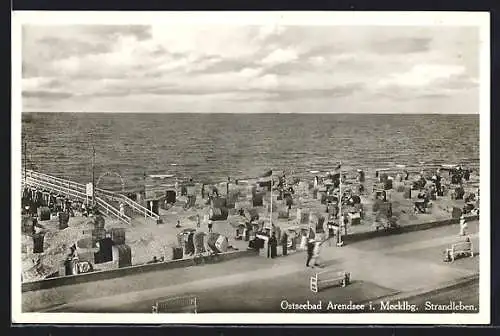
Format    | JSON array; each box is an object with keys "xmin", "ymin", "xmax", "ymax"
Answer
[{"xmin": 21, "ymin": 216, "xmax": 98, "ymax": 282}]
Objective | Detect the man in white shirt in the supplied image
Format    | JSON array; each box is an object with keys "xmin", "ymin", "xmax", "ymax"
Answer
[{"xmin": 459, "ymin": 215, "xmax": 468, "ymax": 236}]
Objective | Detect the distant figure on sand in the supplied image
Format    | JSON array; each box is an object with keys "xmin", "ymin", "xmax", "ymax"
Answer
[
  {"xmin": 81, "ymin": 202, "xmax": 87, "ymax": 217},
  {"xmin": 176, "ymin": 220, "xmax": 181, "ymax": 228},
  {"xmin": 119, "ymin": 203, "xmax": 125, "ymax": 217},
  {"xmin": 196, "ymin": 214, "xmax": 201, "ymax": 228},
  {"xmin": 208, "ymin": 220, "xmax": 213, "ymax": 233}
]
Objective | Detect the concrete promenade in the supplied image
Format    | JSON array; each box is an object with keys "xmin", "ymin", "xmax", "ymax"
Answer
[{"xmin": 23, "ymin": 220, "xmax": 479, "ymax": 313}]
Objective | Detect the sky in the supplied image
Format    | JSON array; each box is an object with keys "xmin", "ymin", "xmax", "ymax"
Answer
[{"xmin": 21, "ymin": 25, "xmax": 480, "ymax": 113}]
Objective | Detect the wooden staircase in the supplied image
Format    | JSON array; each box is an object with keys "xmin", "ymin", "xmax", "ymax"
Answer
[{"xmin": 21, "ymin": 170, "xmax": 160, "ymax": 225}]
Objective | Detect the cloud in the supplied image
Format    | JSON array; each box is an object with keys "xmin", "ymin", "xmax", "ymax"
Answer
[
  {"xmin": 21, "ymin": 25, "xmax": 479, "ymax": 113},
  {"xmin": 256, "ymin": 25, "xmax": 286, "ymax": 41},
  {"xmin": 369, "ymin": 37, "xmax": 432, "ymax": 55},
  {"xmin": 377, "ymin": 64, "xmax": 466, "ymax": 87},
  {"xmin": 22, "ymin": 26, "xmax": 152, "ymax": 77},
  {"xmin": 309, "ymin": 56, "xmax": 325, "ymax": 66},
  {"xmin": 261, "ymin": 48, "xmax": 299, "ymax": 65}
]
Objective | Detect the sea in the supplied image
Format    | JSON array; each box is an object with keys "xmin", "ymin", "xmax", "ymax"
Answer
[{"xmin": 21, "ymin": 113, "xmax": 480, "ymax": 191}]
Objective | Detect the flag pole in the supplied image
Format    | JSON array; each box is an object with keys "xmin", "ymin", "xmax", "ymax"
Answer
[
  {"xmin": 90, "ymin": 133, "xmax": 96, "ymax": 208},
  {"xmin": 337, "ymin": 162, "xmax": 344, "ymax": 247},
  {"xmin": 270, "ymin": 173, "xmax": 273, "ymax": 228}
]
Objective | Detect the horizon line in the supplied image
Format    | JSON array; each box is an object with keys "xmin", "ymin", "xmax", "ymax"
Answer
[{"xmin": 21, "ymin": 111, "xmax": 479, "ymax": 115}]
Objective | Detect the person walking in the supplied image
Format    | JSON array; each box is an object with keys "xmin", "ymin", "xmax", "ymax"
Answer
[
  {"xmin": 306, "ymin": 238, "xmax": 315, "ymax": 267},
  {"xmin": 459, "ymin": 214, "xmax": 468, "ymax": 236},
  {"xmin": 310, "ymin": 240, "xmax": 322, "ymax": 267},
  {"xmin": 327, "ymin": 221, "xmax": 335, "ymax": 246},
  {"xmin": 187, "ymin": 232, "xmax": 195, "ymax": 256},
  {"xmin": 196, "ymin": 214, "xmax": 201, "ymax": 228},
  {"xmin": 208, "ymin": 220, "xmax": 213, "ymax": 233}
]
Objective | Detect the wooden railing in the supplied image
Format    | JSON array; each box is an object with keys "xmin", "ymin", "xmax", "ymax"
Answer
[
  {"xmin": 23, "ymin": 175, "xmax": 88, "ymax": 201},
  {"xmin": 22, "ymin": 170, "xmax": 131, "ymax": 225},
  {"xmin": 95, "ymin": 197, "xmax": 131, "ymax": 224},
  {"xmin": 22, "ymin": 169, "xmax": 159, "ymax": 223},
  {"xmin": 99, "ymin": 191, "xmax": 160, "ymax": 222},
  {"xmin": 23, "ymin": 170, "xmax": 87, "ymax": 194}
]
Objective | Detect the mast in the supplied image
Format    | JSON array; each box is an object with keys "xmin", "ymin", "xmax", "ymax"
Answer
[
  {"xmin": 270, "ymin": 174, "xmax": 273, "ymax": 227},
  {"xmin": 91, "ymin": 133, "xmax": 96, "ymax": 207},
  {"xmin": 337, "ymin": 162, "xmax": 344, "ymax": 247},
  {"xmin": 23, "ymin": 139, "xmax": 27, "ymax": 183}
]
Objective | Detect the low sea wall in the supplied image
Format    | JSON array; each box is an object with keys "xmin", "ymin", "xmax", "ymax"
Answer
[
  {"xmin": 343, "ymin": 215, "xmax": 479, "ymax": 244},
  {"xmin": 22, "ymin": 249, "xmax": 258, "ymax": 293}
]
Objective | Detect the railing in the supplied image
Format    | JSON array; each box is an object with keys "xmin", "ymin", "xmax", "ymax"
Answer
[
  {"xmin": 95, "ymin": 197, "xmax": 131, "ymax": 224},
  {"xmin": 23, "ymin": 170, "xmax": 87, "ymax": 194},
  {"xmin": 93, "ymin": 185, "xmax": 159, "ymax": 222},
  {"xmin": 23, "ymin": 175, "xmax": 88, "ymax": 201},
  {"xmin": 22, "ymin": 169, "xmax": 158, "ymax": 223},
  {"xmin": 100, "ymin": 192, "xmax": 160, "ymax": 222},
  {"xmin": 22, "ymin": 170, "xmax": 130, "ymax": 225}
]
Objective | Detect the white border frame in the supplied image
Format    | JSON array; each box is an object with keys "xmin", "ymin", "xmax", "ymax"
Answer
[{"xmin": 11, "ymin": 11, "xmax": 491, "ymax": 325}]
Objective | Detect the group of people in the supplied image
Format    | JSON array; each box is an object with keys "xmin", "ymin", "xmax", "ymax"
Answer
[
  {"xmin": 251, "ymin": 224, "xmax": 289, "ymax": 259},
  {"xmin": 80, "ymin": 202, "xmax": 99, "ymax": 217},
  {"xmin": 449, "ymin": 166, "xmax": 472, "ymax": 184},
  {"xmin": 306, "ymin": 237, "xmax": 324, "ymax": 268},
  {"xmin": 249, "ymin": 221, "xmax": 329, "ymax": 268}
]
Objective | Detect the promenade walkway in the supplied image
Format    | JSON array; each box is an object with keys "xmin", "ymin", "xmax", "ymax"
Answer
[{"xmin": 23, "ymin": 221, "xmax": 479, "ymax": 312}]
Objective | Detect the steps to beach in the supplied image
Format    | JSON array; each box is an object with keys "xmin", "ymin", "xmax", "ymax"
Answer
[{"xmin": 21, "ymin": 169, "xmax": 161, "ymax": 225}]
